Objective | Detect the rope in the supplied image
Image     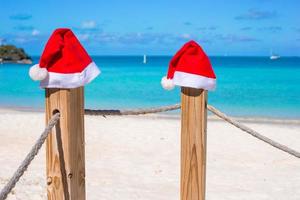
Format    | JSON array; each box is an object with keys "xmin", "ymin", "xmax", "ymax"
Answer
[
  {"xmin": 86, "ymin": 104, "xmax": 300, "ymax": 159},
  {"xmin": 207, "ymin": 105, "xmax": 300, "ymax": 159},
  {"xmin": 0, "ymin": 113, "xmax": 60, "ymax": 200},
  {"xmin": 85, "ymin": 104, "xmax": 181, "ymax": 115}
]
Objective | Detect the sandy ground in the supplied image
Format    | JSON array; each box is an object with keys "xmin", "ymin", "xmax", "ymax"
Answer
[{"xmin": 0, "ymin": 109, "xmax": 299, "ymax": 200}]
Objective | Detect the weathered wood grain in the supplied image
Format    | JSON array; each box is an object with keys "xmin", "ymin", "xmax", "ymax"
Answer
[
  {"xmin": 181, "ymin": 87, "xmax": 207, "ymax": 200},
  {"xmin": 46, "ymin": 87, "xmax": 85, "ymax": 200}
]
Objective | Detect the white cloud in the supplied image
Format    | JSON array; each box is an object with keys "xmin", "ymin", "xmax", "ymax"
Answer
[
  {"xmin": 77, "ymin": 33, "xmax": 90, "ymax": 42},
  {"xmin": 81, "ymin": 21, "xmax": 96, "ymax": 29},
  {"xmin": 235, "ymin": 9, "xmax": 277, "ymax": 20},
  {"xmin": 181, "ymin": 33, "xmax": 191, "ymax": 39},
  {"xmin": 0, "ymin": 38, "xmax": 6, "ymax": 45},
  {"xmin": 32, "ymin": 29, "xmax": 40, "ymax": 36},
  {"xmin": 215, "ymin": 34, "xmax": 260, "ymax": 42},
  {"xmin": 14, "ymin": 37, "xmax": 29, "ymax": 43}
]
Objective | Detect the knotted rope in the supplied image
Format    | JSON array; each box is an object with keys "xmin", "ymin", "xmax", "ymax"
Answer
[{"xmin": 0, "ymin": 113, "xmax": 60, "ymax": 200}]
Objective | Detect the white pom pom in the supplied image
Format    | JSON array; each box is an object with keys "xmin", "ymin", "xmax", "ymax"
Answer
[
  {"xmin": 29, "ymin": 64, "xmax": 48, "ymax": 81},
  {"xmin": 161, "ymin": 76, "xmax": 175, "ymax": 90}
]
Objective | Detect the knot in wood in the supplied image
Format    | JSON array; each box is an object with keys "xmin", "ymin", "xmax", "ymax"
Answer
[{"xmin": 47, "ymin": 177, "xmax": 52, "ymax": 185}]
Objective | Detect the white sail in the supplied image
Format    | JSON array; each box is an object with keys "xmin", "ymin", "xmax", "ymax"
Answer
[
  {"xmin": 270, "ymin": 49, "xmax": 280, "ymax": 60},
  {"xmin": 143, "ymin": 55, "xmax": 147, "ymax": 64}
]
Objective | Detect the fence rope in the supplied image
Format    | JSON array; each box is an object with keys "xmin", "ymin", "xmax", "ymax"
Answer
[
  {"xmin": 85, "ymin": 104, "xmax": 300, "ymax": 159},
  {"xmin": 85, "ymin": 104, "xmax": 181, "ymax": 115},
  {"xmin": 0, "ymin": 113, "xmax": 60, "ymax": 200},
  {"xmin": 207, "ymin": 105, "xmax": 300, "ymax": 159}
]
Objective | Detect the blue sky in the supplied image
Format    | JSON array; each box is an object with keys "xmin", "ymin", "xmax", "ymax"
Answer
[{"xmin": 0, "ymin": 0, "xmax": 299, "ymax": 56}]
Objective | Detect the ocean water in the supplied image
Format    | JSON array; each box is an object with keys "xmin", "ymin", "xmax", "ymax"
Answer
[{"xmin": 0, "ymin": 56, "xmax": 299, "ymax": 119}]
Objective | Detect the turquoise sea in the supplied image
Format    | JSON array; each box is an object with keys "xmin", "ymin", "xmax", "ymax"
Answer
[{"xmin": 0, "ymin": 56, "xmax": 300, "ymax": 119}]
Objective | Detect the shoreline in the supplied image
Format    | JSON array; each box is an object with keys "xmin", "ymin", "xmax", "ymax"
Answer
[
  {"xmin": 1, "ymin": 106, "xmax": 299, "ymax": 125},
  {"xmin": 0, "ymin": 59, "xmax": 32, "ymax": 64}
]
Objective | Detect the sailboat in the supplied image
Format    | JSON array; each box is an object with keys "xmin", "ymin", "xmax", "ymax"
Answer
[
  {"xmin": 143, "ymin": 54, "xmax": 147, "ymax": 64},
  {"xmin": 270, "ymin": 49, "xmax": 280, "ymax": 60}
]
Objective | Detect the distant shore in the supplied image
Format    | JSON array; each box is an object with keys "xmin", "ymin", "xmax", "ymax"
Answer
[
  {"xmin": 0, "ymin": 58, "xmax": 32, "ymax": 64},
  {"xmin": 0, "ymin": 44, "xmax": 32, "ymax": 64}
]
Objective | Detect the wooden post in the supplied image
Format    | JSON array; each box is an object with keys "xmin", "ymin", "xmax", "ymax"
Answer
[
  {"xmin": 180, "ymin": 87, "xmax": 207, "ymax": 200},
  {"xmin": 45, "ymin": 87, "xmax": 85, "ymax": 200}
]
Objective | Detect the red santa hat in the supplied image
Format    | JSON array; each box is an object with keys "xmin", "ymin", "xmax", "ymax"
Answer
[
  {"xmin": 29, "ymin": 28, "xmax": 100, "ymax": 88},
  {"xmin": 161, "ymin": 40, "xmax": 216, "ymax": 90}
]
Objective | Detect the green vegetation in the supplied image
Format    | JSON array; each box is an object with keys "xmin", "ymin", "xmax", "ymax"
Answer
[{"xmin": 0, "ymin": 45, "xmax": 32, "ymax": 63}]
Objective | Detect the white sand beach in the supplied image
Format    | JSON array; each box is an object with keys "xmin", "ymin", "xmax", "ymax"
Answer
[{"xmin": 0, "ymin": 109, "xmax": 299, "ymax": 200}]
